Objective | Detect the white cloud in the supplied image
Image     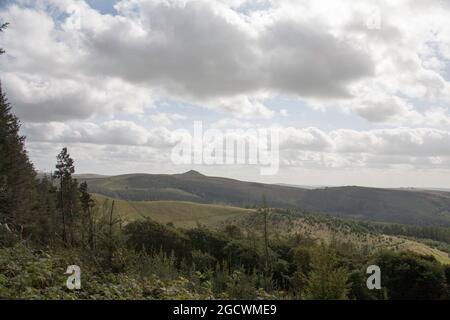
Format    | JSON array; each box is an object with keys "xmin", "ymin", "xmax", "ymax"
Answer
[
  {"xmin": 23, "ymin": 121, "xmax": 450, "ymax": 169},
  {"xmin": 0, "ymin": 0, "xmax": 375, "ymax": 120},
  {"xmin": 2, "ymin": 0, "xmax": 450, "ymax": 186},
  {"xmin": 23, "ymin": 120, "xmax": 177, "ymax": 147},
  {"xmin": 149, "ymin": 113, "xmax": 186, "ymax": 126},
  {"xmin": 2, "ymin": 72, "xmax": 154, "ymax": 122}
]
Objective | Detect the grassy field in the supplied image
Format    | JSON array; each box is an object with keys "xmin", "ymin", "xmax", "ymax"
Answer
[
  {"xmin": 93, "ymin": 193, "xmax": 255, "ymax": 228},
  {"xmin": 397, "ymin": 239, "xmax": 450, "ymax": 264}
]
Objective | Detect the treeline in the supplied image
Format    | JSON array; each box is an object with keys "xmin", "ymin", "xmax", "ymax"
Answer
[
  {"xmin": 375, "ymin": 223, "xmax": 450, "ymax": 245},
  {"xmin": 0, "ymin": 82, "xmax": 56, "ymax": 243},
  {"xmin": 0, "ymin": 94, "xmax": 109, "ymax": 250},
  {"xmin": 0, "ymin": 35, "xmax": 125, "ymax": 265}
]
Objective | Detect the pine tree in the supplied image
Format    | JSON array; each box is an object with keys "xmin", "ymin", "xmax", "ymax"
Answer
[
  {"xmin": 54, "ymin": 148, "xmax": 81, "ymax": 247},
  {"xmin": 0, "ymin": 21, "xmax": 45, "ymax": 239},
  {"xmin": 33, "ymin": 175, "xmax": 58, "ymax": 245},
  {"xmin": 0, "ymin": 82, "xmax": 38, "ymax": 236},
  {"xmin": 0, "ymin": 23, "xmax": 60, "ymax": 244},
  {"xmin": 79, "ymin": 181, "xmax": 96, "ymax": 250}
]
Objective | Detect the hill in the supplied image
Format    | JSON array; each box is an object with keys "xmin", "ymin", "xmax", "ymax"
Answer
[
  {"xmin": 232, "ymin": 210, "xmax": 450, "ymax": 264},
  {"xmin": 92, "ymin": 194, "xmax": 450, "ymax": 264},
  {"xmin": 92, "ymin": 193, "xmax": 254, "ymax": 228},
  {"xmin": 82, "ymin": 171, "xmax": 450, "ymax": 227}
]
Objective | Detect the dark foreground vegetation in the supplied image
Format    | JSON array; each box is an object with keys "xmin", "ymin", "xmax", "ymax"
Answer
[{"xmin": 2, "ymin": 213, "xmax": 450, "ymax": 300}]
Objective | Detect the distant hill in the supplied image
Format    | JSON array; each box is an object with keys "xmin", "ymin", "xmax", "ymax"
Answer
[
  {"xmin": 81, "ymin": 171, "xmax": 450, "ymax": 227},
  {"xmin": 275, "ymin": 183, "xmax": 324, "ymax": 189},
  {"xmin": 75, "ymin": 174, "xmax": 111, "ymax": 179}
]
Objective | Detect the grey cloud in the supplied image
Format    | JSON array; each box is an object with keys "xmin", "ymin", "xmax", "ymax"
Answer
[
  {"xmin": 332, "ymin": 128, "xmax": 450, "ymax": 157},
  {"xmin": 6, "ymin": 86, "xmax": 94, "ymax": 122},
  {"xmin": 0, "ymin": 1, "xmax": 376, "ymax": 122},
  {"xmin": 26, "ymin": 122, "xmax": 450, "ymax": 159},
  {"xmin": 22, "ymin": 121, "xmax": 176, "ymax": 148},
  {"xmin": 261, "ymin": 20, "xmax": 374, "ymax": 98},
  {"xmin": 23, "ymin": 121, "xmax": 450, "ymax": 171},
  {"xmin": 84, "ymin": 2, "xmax": 260, "ymax": 99},
  {"xmin": 82, "ymin": 1, "xmax": 374, "ymax": 100}
]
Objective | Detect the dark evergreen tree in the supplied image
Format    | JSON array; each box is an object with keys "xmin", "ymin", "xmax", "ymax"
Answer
[
  {"xmin": 79, "ymin": 181, "xmax": 96, "ymax": 250},
  {"xmin": 0, "ymin": 21, "xmax": 41, "ymax": 238},
  {"xmin": 34, "ymin": 175, "xmax": 58, "ymax": 245},
  {"xmin": 0, "ymin": 81, "xmax": 39, "ymax": 237},
  {"xmin": 54, "ymin": 148, "xmax": 81, "ymax": 247}
]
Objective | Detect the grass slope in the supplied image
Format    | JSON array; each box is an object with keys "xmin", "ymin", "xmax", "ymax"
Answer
[{"xmin": 93, "ymin": 194, "xmax": 254, "ymax": 228}]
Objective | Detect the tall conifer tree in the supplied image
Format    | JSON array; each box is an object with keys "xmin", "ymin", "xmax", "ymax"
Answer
[{"xmin": 0, "ymin": 22, "xmax": 42, "ymax": 237}]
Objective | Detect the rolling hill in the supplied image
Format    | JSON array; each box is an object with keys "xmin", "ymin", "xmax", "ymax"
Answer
[
  {"xmin": 81, "ymin": 170, "xmax": 450, "ymax": 227},
  {"xmin": 92, "ymin": 193, "xmax": 255, "ymax": 228},
  {"xmin": 92, "ymin": 194, "xmax": 450, "ymax": 264},
  {"xmin": 79, "ymin": 171, "xmax": 450, "ymax": 227}
]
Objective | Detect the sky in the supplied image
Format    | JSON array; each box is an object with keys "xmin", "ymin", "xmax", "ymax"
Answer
[{"xmin": 1, "ymin": 0, "xmax": 450, "ymax": 188}]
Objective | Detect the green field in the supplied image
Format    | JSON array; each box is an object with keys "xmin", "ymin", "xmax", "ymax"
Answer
[{"xmin": 93, "ymin": 194, "xmax": 255, "ymax": 228}]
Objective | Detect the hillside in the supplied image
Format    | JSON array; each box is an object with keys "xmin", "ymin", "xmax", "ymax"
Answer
[
  {"xmin": 82, "ymin": 171, "xmax": 450, "ymax": 227},
  {"xmin": 92, "ymin": 194, "xmax": 450, "ymax": 264},
  {"xmin": 93, "ymin": 193, "xmax": 254, "ymax": 228},
  {"xmin": 233, "ymin": 210, "xmax": 450, "ymax": 265}
]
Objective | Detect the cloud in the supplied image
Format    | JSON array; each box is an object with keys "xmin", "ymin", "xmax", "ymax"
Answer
[
  {"xmin": 2, "ymin": 72, "xmax": 154, "ymax": 122},
  {"xmin": 293, "ymin": 0, "xmax": 450, "ymax": 125},
  {"xmin": 0, "ymin": 0, "xmax": 375, "ymax": 120},
  {"xmin": 203, "ymin": 95, "xmax": 275, "ymax": 119},
  {"xmin": 149, "ymin": 112, "xmax": 186, "ymax": 126},
  {"xmin": 23, "ymin": 120, "xmax": 177, "ymax": 147},
  {"xmin": 2, "ymin": 0, "xmax": 450, "ymax": 186},
  {"xmin": 275, "ymin": 126, "xmax": 450, "ymax": 169},
  {"xmin": 86, "ymin": 0, "xmax": 373, "ymax": 98},
  {"xmin": 23, "ymin": 120, "xmax": 450, "ymax": 170},
  {"xmin": 279, "ymin": 127, "xmax": 334, "ymax": 151},
  {"xmin": 260, "ymin": 19, "xmax": 373, "ymax": 98},
  {"xmin": 3, "ymin": 0, "xmax": 450, "ymax": 124},
  {"xmin": 280, "ymin": 129, "xmax": 450, "ymax": 172},
  {"xmin": 331, "ymin": 128, "xmax": 450, "ymax": 157}
]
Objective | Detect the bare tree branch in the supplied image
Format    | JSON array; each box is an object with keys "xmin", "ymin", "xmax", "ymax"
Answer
[{"xmin": 0, "ymin": 22, "xmax": 9, "ymax": 55}]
